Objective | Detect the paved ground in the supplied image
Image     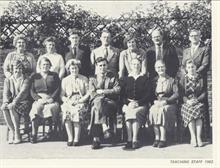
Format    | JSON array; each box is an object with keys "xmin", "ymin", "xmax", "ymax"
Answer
[{"xmin": 0, "ymin": 125, "xmax": 212, "ymax": 159}]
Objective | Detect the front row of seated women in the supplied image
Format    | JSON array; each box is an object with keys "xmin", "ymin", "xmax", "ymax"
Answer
[{"xmin": 1, "ymin": 57, "xmax": 206, "ymax": 149}]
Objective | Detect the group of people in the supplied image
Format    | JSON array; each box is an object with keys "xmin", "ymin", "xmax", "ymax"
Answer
[{"xmin": 1, "ymin": 28, "xmax": 210, "ymax": 150}]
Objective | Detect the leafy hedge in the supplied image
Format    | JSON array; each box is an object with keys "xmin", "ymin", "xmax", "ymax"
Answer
[{"xmin": 0, "ymin": 0, "xmax": 211, "ymax": 56}]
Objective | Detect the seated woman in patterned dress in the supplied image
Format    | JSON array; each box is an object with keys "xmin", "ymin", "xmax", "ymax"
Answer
[
  {"xmin": 149, "ymin": 60, "xmax": 179, "ymax": 148},
  {"xmin": 29, "ymin": 57, "xmax": 60, "ymax": 143},
  {"xmin": 119, "ymin": 33, "xmax": 147, "ymax": 78},
  {"xmin": 60, "ymin": 59, "xmax": 90, "ymax": 146},
  {"xmin": 1, "ymin": 60, "xmax": 31, "ymax": 144},
  {"xmin": 120, "ymin": 58, "xmax": 152, "ymax": 149},
  {"xmin": 179, "ymin": 59, "xmax": 206, "ymax": 147}
]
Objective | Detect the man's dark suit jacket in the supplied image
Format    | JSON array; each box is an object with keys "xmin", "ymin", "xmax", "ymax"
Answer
[
  {"xmin": 65, "ymin": 46, "xmax": 91, "ymax": 77},
  {"xmin": 182, "ymin": 43, "xmax": 210, "ymax": 77},
  {"xmin": 146, "ymin": 43, "xmax": 179, "ymax": 79}
]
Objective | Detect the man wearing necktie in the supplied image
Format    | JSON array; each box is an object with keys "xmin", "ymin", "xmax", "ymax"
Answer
[
  {"xmin": 65, "ymin": 29, "xmax": 91, "ymax": 77},
  {"xmin": 146, "ymin": 29, "xmax": 179, "ymax": 79},
  {"xmin": 181, "ymin": 29, "xmax": 210, "ymax": 77},
  {"xmin": 90, "ymin": 29, "xmax": 119, "ymax": 76}
]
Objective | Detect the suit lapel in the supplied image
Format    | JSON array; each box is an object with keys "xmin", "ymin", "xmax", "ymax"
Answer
[
  {"xmin": 192, "ymin": 46, "xmax": 203, "ymax": 61},
  {"xmin": 77, "ymin": 48, "xmax": 83, "ymax": 60}
]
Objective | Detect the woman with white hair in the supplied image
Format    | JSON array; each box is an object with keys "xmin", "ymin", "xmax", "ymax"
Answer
[
  {"xmin": 149, "ymin": 60, "xmax": 178, "ymax": 148},
  {"xmin": 60, "ymin": 59, "xmax": 90, "ymax": 146}
]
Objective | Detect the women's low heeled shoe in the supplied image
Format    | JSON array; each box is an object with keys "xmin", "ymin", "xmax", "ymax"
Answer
[
  {"xmin": 67, "ymin": 141, "xmax": 73, "ymax": 146},
  {"xmin": 91, "ymin": 141, "xmax": 100, "ymax": 149},
  {"xmin": 197, "ymin": 141, "xmax": 204, "ymax": 147},
  {"xmin": 123, "ymin": 141, "xmax": 132, "ymax": 150},
  {"xmin": 30, "ymin": 135, "xmax": 37, "ymax": 144},
  {"xmin": 152, "ymin": 140, "xmax": 160, "ymax": 147},
  {"xmin": 13, "ymin": 138, "xmax": 21, "ymax": 144},
  {"xmin": 190, "ymin": 140, "xmax": 198, "ymax": 147},
  {"xmin": 73, "ymin": 142, "xmax": 80, "ymax": 146},
  {"xmin": 158, "ymin": 141, "xmax": 167, "ymax": 148},
  {"xmin": 132, "ymin": 141, "xmax": 140, "ymax": 149}
]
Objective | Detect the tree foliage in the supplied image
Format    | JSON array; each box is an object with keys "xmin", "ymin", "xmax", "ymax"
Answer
[{"xmin": 0, "ymin": 0, "xmax": 211, "ymax": 55}]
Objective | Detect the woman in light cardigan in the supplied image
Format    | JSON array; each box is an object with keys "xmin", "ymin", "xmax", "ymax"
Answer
[
  {"xmin": 60, "ymin": 59, "xmax": 90, "ymax": 146},
  {"xmin": 36, "ymin": 36, "xmax": 65, "ymax": 79}
]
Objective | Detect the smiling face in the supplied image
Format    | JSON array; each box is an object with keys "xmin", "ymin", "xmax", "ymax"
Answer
[
  {"xmin": 13, "ymin": 66, "xmax": 23, "ymax": 77},
  {"xmin": 189, "ymin": 30, "xmax": 201, "ymax": 45},
  {"xmin": 131, "ymin": 58, "xmax": 141, "ymax": 74},
  {"xmin": 152, "ymin": 30, "xmax": 163, "ymax": 46},
  {"xmin": 40, "ymin": 59, "xmax": 51, "ymax": 73},
  {"xmin": 100, "ymin": 32, "xmax": 111, "ymax": 46},
  {"xmin": 69, "ymin": 64, "xmax": 79, "ymax": 76},
  {"xmin": 16, "ymin": 39, "xmax": 26, "ymax": 52},
  {"xmin": 45, "ymin": 41, "xmax": 56, "ymax": 53},
  {"xmin": 186, "ymin": 61, "xmax": 197, "ymax": 75},
  {"xmin": 69, "ymin": 34, "xmax": 80, "ymax": 47},
  {"xmin": 96, "ymin": 60, "xmax": 108, "ymax": 74},
  {"xmin": 155, "ymin": 61, "xmax": 166, "ymax": 76},
  {"xmin": 127, "ymin": 38, "xmax": 137, "ymax": 51}
]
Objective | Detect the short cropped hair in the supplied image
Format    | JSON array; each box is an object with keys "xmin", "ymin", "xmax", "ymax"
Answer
[
  {"xmin": 38, "ymin": 57, "xmax": 52, "ymax": 67},
  {"xmin": 189, "ymin": 29, "xmax": 201, "ymax": 35},
  {"xmin": 43, "ymin": 36, "xmax": 56, "ymax": 47},
  {"xmin": 151, "ymin": 28, "xmax": 164, "ymax": 37},
  {"xmin": 95, "ymin": 57, "xmax": 108, "ymax": 65},
  {"xmin": 154, "ymin": 59, "xmax": 166, "ymax": 68},
  {"xmin": 68, "ymin": 28, "xmax": 81, "ymax": 37},
  {"xmin": 13, "ymin": 34, "xmax": 26, "ymax": 47}
]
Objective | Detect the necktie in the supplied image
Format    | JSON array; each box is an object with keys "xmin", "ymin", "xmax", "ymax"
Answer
[
  {"xmin": 103, "ymin": 47, "xmax": 108, "ymax": 58},
  {"xmin": 157, "ymin": 45, "xmax": 162, "ymax": 60},
  {"xmin": 72, "ymin": 47, "xmax": 77, "ymax": 58}
]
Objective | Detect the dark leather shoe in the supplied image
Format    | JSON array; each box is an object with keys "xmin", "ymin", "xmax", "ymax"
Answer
[
  {"xmin": 91, "ymin": 141, "xmax": 100, "ymax": 149},
  {"xmin": 152, "ymin": 140, "xmax": 160, "ymax": 147},
  {"xmin": 67, "ymin": 141, "xmax": 73, "ymax": 146},
  {"xmin": 132, "ymin": 141, "xmax": 140, "ymax": 149},
  {"xmin": 30, "ymin": 135, "xmax": 37, "ymax": 144},
  {"xmin": 158, "ymin": 141, "xmax": 167, "ymax": 148},
  {"xmin": 73, "ymin": 142, "xmax": 80, "ymax": 146},
  {"xmin": 122, "ymin": 141, "xmax": 132, "ymax": 150}
]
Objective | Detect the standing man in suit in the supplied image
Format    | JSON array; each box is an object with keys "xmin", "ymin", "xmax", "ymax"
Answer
[
  {"xmin": 146, "ymin": 29, "xmax": 179, "ymax": 79},
  {"xmin": 65, "ymin": 29, "xmax": 91, "ymax": 77},
  {"xmin": 90, "ymin": 29, "xmax": 120, "ymax": 76},
  {"xmin": 181, "ymin": 29, "xmax": 210, "ymax": 78}
]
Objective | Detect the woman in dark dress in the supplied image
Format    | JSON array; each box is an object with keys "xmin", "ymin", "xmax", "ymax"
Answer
[
  {"xmin": 149, "ymin": 60, "xmax": 178, "ymax": 148},
  {"xmin": 29, "ymin": 57, "xmax": 60, "ymax": 143},
  {"xmin": 179, "ymin": 59, "xmax": 206, "ymax": 147},
  {"xmin": 120, "ymin": 58, "xmax": 152, "ymax": 149}
]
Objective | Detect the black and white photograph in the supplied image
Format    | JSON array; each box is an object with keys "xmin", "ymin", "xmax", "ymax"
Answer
[{"xmin": 0, "ymin": 0, "xmax": 218, "ymax": 167}]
